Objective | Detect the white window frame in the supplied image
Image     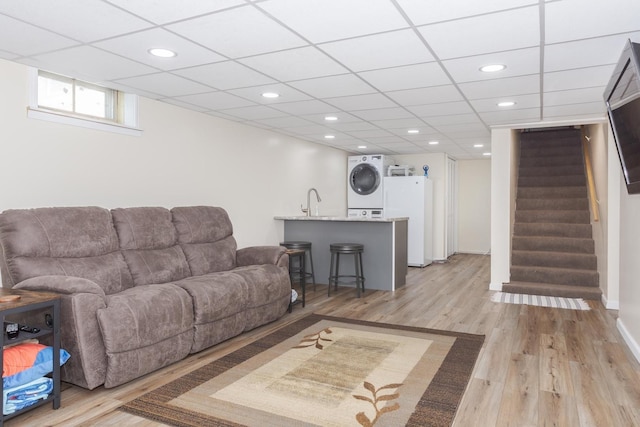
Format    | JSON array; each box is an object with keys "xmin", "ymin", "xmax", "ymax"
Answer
[{"xmin": 27, "ymin": 68, "xmax": 142, "ymax": 137}]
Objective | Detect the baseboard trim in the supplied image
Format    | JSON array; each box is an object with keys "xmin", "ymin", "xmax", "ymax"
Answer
[
  {"xmin": 490, "ymin": 281, "xmax": 503, "ymax": 291},
  {"xmin": 617, "ymin": 318, "xmax": 640, "ymax": 364},
  {"xmin": 601, "ymin": 293, "xmax": 619, "ymax": 310}
]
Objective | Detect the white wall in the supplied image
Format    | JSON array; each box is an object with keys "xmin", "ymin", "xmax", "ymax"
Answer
[
  {"xmin": 458, "ymin": 159, "xmax": 491, "ymax": 254},
  {"xmin": 0, "ymin": 59, "xmax": 348, "ymax": 250}
]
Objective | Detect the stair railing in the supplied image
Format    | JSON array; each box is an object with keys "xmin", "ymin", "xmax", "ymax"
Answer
[{"xmin": 581, "ymin": 128, "xmax": 600, "ymax": 222}]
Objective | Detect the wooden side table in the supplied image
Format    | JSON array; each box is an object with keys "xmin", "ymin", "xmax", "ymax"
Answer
[
  {"xmin": 0, "ymin": 288, "xmax": 61, "ymax": 425},
  {"xmin": 286, "ymin": 249, "xmax": 306, "ymax": 312}
]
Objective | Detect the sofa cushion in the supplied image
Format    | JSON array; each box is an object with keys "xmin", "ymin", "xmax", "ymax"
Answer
[
  {"xmin": 171, "ymin": 206, "xmax": 237, "ymax": 275},
  {"xmin": 231, "ymin": 264, "xmax": 291, "ymax": 308},
  {"xmin": 111, "ymin": 207, "xmax": 191, "ymax": 286},
  {"xmin": 0, "ymin": 207, "xmax": 133, "ymax": 294}
]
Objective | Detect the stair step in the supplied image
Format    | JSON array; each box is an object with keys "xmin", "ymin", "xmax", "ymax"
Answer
[
  {"xmin": 519, "ymin": 165, "xmax": 585, "ymax": 177},
  {"xmin": 519, "ymin": 155, "xmax": 584, "ymax": 168},
  {"xmin": 512, "ymin": 235, "xmax": 594, "ymax": 253},
  {"xmin": 511, "ymin": 250, "xmax": 597, "ymax": 270},
  {"xmin": 515, "ymin": 209, "xmax": 590, "ymax": 224},
  {"xmin": 502, "ymin": 281, "xmax": 602, "ymax": 300},
  {"xmin": 513, "ymin": 222, "xmax": 593, "ymax": 238},
  {"xmin": 519, "ymin": 145, "xmax": 583, "ymax": 158},
  {"xmin": 517, "ymin": 198, "xmax": 589, "ymax": 211},
  {"xmin": 510, "ymin": 265, "xmax": 599, "ymax": 287},
  {"xmin": 518, "ymin": 186, "xmax": 588, "ymax": 199},
  {"xmin": 518, "ymin": 174, "xmax": 586, "ymax": 187}
]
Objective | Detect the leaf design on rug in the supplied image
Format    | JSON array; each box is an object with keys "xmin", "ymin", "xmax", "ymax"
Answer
[
  {"xmin": 353, "ymin": 381, "xmax": 403, "ymax": 426},
  {"xmin": 292, "ymin": 327, "xmax": 333, "ymax": 350}
]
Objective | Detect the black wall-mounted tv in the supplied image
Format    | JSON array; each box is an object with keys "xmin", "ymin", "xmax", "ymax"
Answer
[{"xmin": 604, "ymin": 40, "xmax": 640, "ymax": 194}]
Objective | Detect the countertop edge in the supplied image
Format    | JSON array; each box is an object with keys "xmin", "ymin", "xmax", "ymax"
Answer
[{"xmin": 274, "ymin": 216, "xmax": 409, "ymax": 222}]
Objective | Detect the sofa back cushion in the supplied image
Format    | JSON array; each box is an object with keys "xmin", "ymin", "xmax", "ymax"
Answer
[
  {"xmin": 171, "ymin": 206, "xmax": 237, "ymax": 276},
  {"xmin": 111, "ymin": 207, "xmax": 191, "ymax": 286},
  {"xmin": 0, "ymin": 207, "xmax": 134, "ymax": 294}
]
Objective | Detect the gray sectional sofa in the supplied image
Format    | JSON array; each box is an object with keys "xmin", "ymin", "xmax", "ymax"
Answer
[{"xmin": 0, "ymin": 206, "xmax": 291, "ymax": 389}]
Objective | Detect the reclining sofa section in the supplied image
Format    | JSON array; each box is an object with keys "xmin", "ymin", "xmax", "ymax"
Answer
[{"xmin": 0, "ymin": 206, "xmax": 291, "ymax": 389}]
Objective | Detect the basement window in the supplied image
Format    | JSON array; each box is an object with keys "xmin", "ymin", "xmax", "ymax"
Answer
[{"xmin": 27, "ymin": 68, "xmax": 142, "ymax": 136}]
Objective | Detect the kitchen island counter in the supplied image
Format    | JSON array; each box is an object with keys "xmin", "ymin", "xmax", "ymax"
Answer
[{"xmin": 275, "ymin": 216, "xmax": 408, "ymax": 291}]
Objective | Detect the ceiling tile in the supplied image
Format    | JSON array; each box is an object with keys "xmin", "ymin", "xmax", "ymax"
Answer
[
  {"xmin": 174, "ymin": 61, "xmax": 275, "ymax": 90},
  {"xmin": 543, "ymin": 102, "xmax": 606, "ymax": 119},
  {"xmin": 258, "ymin": 0, "xmax": 409, "ymax": 43},
  {"xmin": 94, "ymin": 28, "xmax": 226, "ymax": 70},
  {"xmin": 324, "ymin": 93, "xmax": 398, "ymax": 111},
  {"xmin": 469, "ymin": 93, "xmax": 540, "ymax": 112},
  {"xmin": 352, "ymin": 107, "xmax": 414, "ymax": 121},
  {"xmin": 426, "ymin": 113, "xmax": 483, "ymax": 126},
  {"xmin": 319, "ymin": 29, "xmax": 434, "ymax": 72},
  {"xmin": 386, "ymin": 85, "xmax": 464, "ymax": 106},
  {"xmin": 227, "ymin": 83, "xmax": 313, "ymax": 104},
  {"xmin": 115, "ymin": 72, "xmax": 212, "ymax": 97},
  {"xmin": 419, "ymin": 7, "xmax": 539, "ymax": 60},
  {"xmin": 409, "ymin": 101, "xmax": 475, "ymax": 117},
  {"xmin": 301, "ymin": 113, "xmax": 362, "ymax": 125},
  {"xmin": 326, "ymin": 121, "xmax": 379, "ymax": 132},
  {"xmin": 167, "ymin": 6, "xmax": 306, "ymax": 58},
  {"xmin": 173, "ymin": 92, "xmax": 255, "ymax": 110},
  {"xmin": 270, "ymin": 100, "xmax": 337, "ymax": 115},
  {"xmin": 545, "ymin": 32, "xmax": 640, "ymax": 72},
  {"xmin": 289, "ymin": 74, "xmax": 376, "ymax": 98},
  {"xmin": 370, "ymin": 118, "xmax": 431, "ymax": 130},
  {"xmin": 544, "ymin": 65, "xmax": 615, "ymax": 93},
  {"xmin": 0, "ymin": 0, "xmax": 151, "ymax": 42},
  {"xmin": 360, "ymin": 62, "xmax": 452, "ymax": 92},
  {"xmin": 479, "ymin": 107, "xmax": 541, "ymax": 125},
  {"xmin": 30, "ymin": 46, "xmax": 157, "ymax": 81},
  {"xmin": 0, "ymin": 15, "xmax": 78, "ymax": 57},
  {"xmin": 238, "ymin": 46, "xmax": 347, "ymax": 81},
  {"xmin": 543, "ymin": 87, "xmax": 606, "ymax": 106},
  {"xmin": 255, "ymin": 116, "xmax": 315, "ymax": 128},
  {"xmin": 458, "ymin": 74, "xmax": 540, "ymax": 99},
  {"xmin": 218, "ymin": 105, "xmax": 288, "ymax": 120},
  {"xmin": 545, "ymin": 0, "xmax": 640, "ymax": 44},
  {"xmin": 345, "ymin": 129, "xmax": 394, "ymax": 138},
  {"xmin": 442, "ymin": 47, "xmax": 540, "ymax": 83},
  {"xmin": 160, "ymin": 98, "xmax": 211, "ymax": 112},
  {"xmin": 105, "ymin": 0, "xmax": 246, "ymax": 24},
  {"xmin": 396, "ymin": 0, "xmax": 538, "ymax": 26}
]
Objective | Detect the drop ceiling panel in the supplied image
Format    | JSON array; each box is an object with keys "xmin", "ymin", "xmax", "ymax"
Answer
[
  {"xmin": 359, "ymin": 62, "xmax": 451, "ymax": 92},
  {"xmin": 386, "ymin": 85, "xmax": 464, "ymax": 106},
  {"xmin": 544, "ymin": 33, "xmax": 640, "ymax": 72},
  {"xmin": 543, "ymin": 87, "xmax": 606, "ymax": 106},
  {"xmin": 469, "ymin": 93, "xmax": 540, "ymax": 112},
  {"xmin": 545, "ymin": 0, "xmax": 640, "ymax": 44},
  {"xmin": 352, "ymin": 107, "xmax": 414, "ymax": 121},
  {"xmin": 419, "ymin": 7, "xmax": 539, "ymax": 60},
  {"xmin": 0, "ymin": 0, "xmax": 151, "ymax": 42},
  {"xmin": 396, "ymin": 0, "xmax": 538, "ymax": 26},
  {"xmin": 543, "ymin": 102, "xmax": 606, "ymax": 119},
  {"xmin": 115, "ymin": 72, "xmax": 212, "ymax": 97},
  {"xmin": 218, "ymin": 105, "xmax": 288, "ymax": 121},
  {"xmin": 301, "ymin": 113, "xmax": 362, "ymax": 125},
  {"xmin": 479, "ymin": 108, "xmax": 541, "ymax": 124},
  {"xmin": 271, "ymin": 100, "xmax": 337, "ymax": 115},
  {"xmin": 318, "ymin": 29, "xmax": 435, "ymax": 72},
  {"xmin": 166, "ymin": 6, "xmax": 306, "ymax": 58},
  {"xmin": 31, "ymin": 46, "xmax": 156, "ymax": 81},
  {"xmin": 173, "ymin": 61, "xmax": 275, "ymax": 90},
  {"xmin": 258, "ymin": 0, "xmax": 409, "ymax": 43},
  {"xmin": 227, "ymin": 83, "xmax": 312, "ymax": 104},
  {"xmin": 544, "ymin": 65, "xmax": 615, "ymax": 93},
  {"xmin": 289, "ymin": 74, "xmax": 376, "ymax": 98},
  {"xmin": 459, "ymin": 74, "xmax": 540, "ymax": 100},
  {"xmin": 238, "ymin": 46, "xmax": 348, "ymax": 81},
  {"xmin": 105, "ymin": 0, "xmax": 246, "ymax": 24},
  {"xmin": 256, "ymin": 116, "xmax": 315, "ymax": 128},
  {"xmin": 0, "ymin": 14, "xmax": 78, "ymax": 57},
  {"xmin": 94, "ymin": 28, "xmax": 226, "ymax": 70},
  {"xmin": 408, "ymin": 101, "xmax": 474, "ymax": 117},
  {"xmin": 442, "ymin": 48, "xmax": 540, "ymax": 82},
  {"xmin": 426, "ymin": 113, "xmax": 483, "ymax": 126},
  {"xmin": 324, "ymin": 94, "xmax": 398, "ymax": 111},
  {"xmin": 174, "ymin": 92, "xmax": 255, "ymax": 110}
]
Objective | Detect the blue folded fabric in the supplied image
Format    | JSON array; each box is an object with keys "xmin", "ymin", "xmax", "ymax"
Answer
[
  {"xmin": 3, "ymin": 347, "xmax": 70, "ymax": 389},
  {"xmin": 3, "ymin": 376, "xmax": 53, "ymax": 415}
]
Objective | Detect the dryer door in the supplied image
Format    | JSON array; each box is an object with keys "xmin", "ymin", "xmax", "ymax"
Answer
[{"xmin": 350, "ymin": 163, "xmax": 381, "ymax": 195}]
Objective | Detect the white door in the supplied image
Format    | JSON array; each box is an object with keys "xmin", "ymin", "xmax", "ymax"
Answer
[{"xmin": 446, "ymin": 157, "xmax": 458, "ymax": 257}]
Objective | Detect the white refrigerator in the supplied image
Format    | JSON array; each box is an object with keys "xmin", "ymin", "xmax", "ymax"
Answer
[{"xmin": 383, "ymin": 176, "xmax": 433, "ymax": 267}]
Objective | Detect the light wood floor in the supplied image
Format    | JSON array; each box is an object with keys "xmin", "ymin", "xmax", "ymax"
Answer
[{"xmin": 7, "ymin": 254, "xmax": 640, "ymax": 426}]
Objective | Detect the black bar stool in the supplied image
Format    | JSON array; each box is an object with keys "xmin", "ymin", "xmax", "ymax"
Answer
[
  {"xmin": 280, "ymin": 241, "xmax": 316, "ymax": 291},
  {"xmin": 285, "ymin": 249, "xmax": 306, "ymax": 312},
  {"xmin": 328, "ymin": 243, "xmax": 365, "ymax": 298}
]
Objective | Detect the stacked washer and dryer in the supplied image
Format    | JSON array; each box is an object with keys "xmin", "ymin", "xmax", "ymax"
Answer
[{"xmin": 347, "ymin": 155, "xmax": 395, "ymax": 218}]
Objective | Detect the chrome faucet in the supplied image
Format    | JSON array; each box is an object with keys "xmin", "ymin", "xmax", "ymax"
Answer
[{"xmin": 301, "ymin": 188, "xmax": 322, "ymax": 216}]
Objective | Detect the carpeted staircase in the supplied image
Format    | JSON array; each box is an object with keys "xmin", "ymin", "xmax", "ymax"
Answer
[{"xmin": 503, "ymin": 127, "xmax": 601, "ymax": 300}]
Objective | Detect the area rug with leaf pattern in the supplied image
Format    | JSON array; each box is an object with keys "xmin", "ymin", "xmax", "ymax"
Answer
[{"xmin": 119, "ymin": 314, "xmax": 484, "ymax": 427}]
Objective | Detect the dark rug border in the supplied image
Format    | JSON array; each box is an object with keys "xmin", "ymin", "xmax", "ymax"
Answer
[{"xmin": 120, "ymin": 314, "xmax": 484, "ymax": 427}]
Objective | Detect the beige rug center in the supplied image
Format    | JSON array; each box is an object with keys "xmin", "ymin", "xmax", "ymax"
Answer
[{"xmin": 171, "ymin": 322, "xmax": 445, "ymax": 426}]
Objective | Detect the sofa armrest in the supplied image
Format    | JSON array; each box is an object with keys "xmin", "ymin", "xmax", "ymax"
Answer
[
  {"xmin": 14, "ymin": 275, "xmax": 106, "ymax": 297},
  {"xmin": 237, "ymin": 246, "xmax": 288, "ymax": 268}
]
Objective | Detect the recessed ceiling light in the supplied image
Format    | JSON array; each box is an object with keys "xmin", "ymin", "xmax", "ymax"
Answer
[
  {"xmin": 497, "ymin": 101, "xmax": 516, "ymax": 107},
  {"xmin": 480, "ymin": 64, "xmax": 506, "ymax": 73},
  {"xmin": 324, "ymin": 116, "xmax": 338, "ymax": 121},
  {"xmin": 148, "ymin": 48, "xmax": 177, "ymax": 58},
  {"xmin": 358, "ymin": 145, "xmax": 367, "ymax": 149},
  {"xmin": 324, "ymin": 135, "xmax": 335, "ymax": 139},
  {"xmin": 407, "ymin": 129, "xmax": 420, "ymax": 134},
  {"xmin": 483, "ymin": 152, "xmax": 491, "ymax": 156},
  {"xmin": 473, "ymin": 144, "xmax": 484, "ymax": 148},
  {"xmin": 261, "ymin": 92, "xmax": 280, "ymax": 99},
  {"xmin": 428, "ymin": 141, "xmax": 439, "ymax": 145}
]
